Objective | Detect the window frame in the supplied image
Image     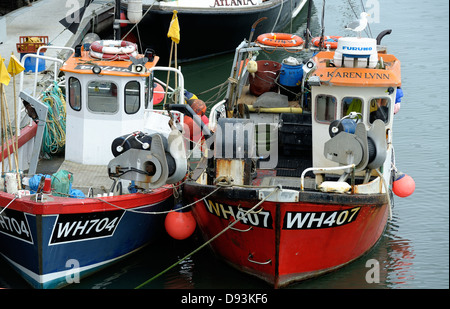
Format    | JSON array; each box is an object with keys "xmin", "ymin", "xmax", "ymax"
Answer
[
  {"xmin": 341, "ymin": 96, "xmax": 364, "ymax": 119},
  {"xmin": 86, "ymin": 80, "xmax": 119, "ymax": 114},
  {"xmin": 68, "ymin": 77, "xmax": 82, "ymax": 111},
  {"xmin": 368, "ymin": 96, "xmax": 391, "ymax": 125},
  {"xmin": 124, "ymin": 80, "xmax": 141, "ymax": 114},
  {"xmin": 315, "ymin": 94, "xmax": 337, "ymax": 124}
]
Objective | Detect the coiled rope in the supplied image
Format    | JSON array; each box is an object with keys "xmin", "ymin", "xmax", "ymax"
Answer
[{"xmin": 41, "ymin": 81, "xmax": 66, "ymax": 155}]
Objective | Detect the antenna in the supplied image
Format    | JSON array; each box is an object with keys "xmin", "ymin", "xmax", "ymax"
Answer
[
  {"xmin": 319, "ymin": 0, "xmax": 326, "ymax": 51},
  {"xmin": 303, "ymin": 0, "xmax": 313, "ymax": 49}
]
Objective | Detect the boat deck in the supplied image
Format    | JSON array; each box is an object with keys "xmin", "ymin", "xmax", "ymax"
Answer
[
  {"xmin": 258, "ymin": 174, "xmax": 315, "ymax": 190},
  {"xmin": 237, "ymin": 85, "xmax": 303, "ymax": 108},
  {"xmin": 35, "ymin": 156, "xmax": 114, "ymax": 196},
  {"xmin": 57, "ymin": 160, "xmax": 114, "ymax": 195}
]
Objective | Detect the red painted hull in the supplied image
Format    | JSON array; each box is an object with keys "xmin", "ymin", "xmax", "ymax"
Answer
[
  {"xmin": 184, "ymin": 182, "xmax": 389, "ymax": 288},
  {"xmin": 1, "ymin": 185, "xmax": 172, "ymax": 216}
]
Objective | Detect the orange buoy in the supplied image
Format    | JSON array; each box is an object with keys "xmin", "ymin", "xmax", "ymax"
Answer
[
  {"xmin": 165, "ymin": 202, "xmax": 197, "ymax": 240},
  {"xmin": 153, "ymin": 82, "xmax": 164, "ymax": 105},
  {"xmin": 393, "ymin": 172, "xmax": 415, "ymax": 198},
  {"xmin": 183, "ymin": 97, "xmax": 208, "ymax": 141},
  {"xmin": 188, "ymin": 98, "xmax": 207, "ymax": 116}
]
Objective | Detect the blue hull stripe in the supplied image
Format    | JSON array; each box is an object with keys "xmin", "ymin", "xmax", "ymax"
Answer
[{"xmin": 1, "ymin": 246, "xmax": 144, "ymax": 289}]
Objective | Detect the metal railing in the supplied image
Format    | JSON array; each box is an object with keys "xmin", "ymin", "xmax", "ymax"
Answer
[{"xmin": 300, "ymin": 164, "xmax": 356, "ymax": 191}]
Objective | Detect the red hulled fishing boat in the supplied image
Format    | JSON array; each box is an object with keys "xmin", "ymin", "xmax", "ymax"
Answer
[{"xmin": 166, "ymin": 1, "xmax": 415, "ymax": 287}]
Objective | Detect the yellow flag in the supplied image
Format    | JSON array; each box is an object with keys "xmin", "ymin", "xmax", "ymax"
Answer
[
  {"xmin": 167, "ymin": 10, "xmax": 180, "ymax": 44},
  {"xmin": 0, "ymin": 55, "xmax": 11, "ymax": 86},
  {"xmin": 7, "ymin": 54, "xmax": 25, "ymax": 76}
]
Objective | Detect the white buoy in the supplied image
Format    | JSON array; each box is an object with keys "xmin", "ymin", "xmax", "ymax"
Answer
[
  {"xmin": 247, "ymin": 60, "xmax": 258, "ymax": 78},
  {"xmin": 127, "ymin": 0, "xmax": 143, "ymax": 23}
]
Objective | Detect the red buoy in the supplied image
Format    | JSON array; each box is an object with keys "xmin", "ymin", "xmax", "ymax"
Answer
[
  {"xmin": 183, "ymin": 113, "xmax": 209, "ymax": 142},
  {"xmin": 120, "ymin": 12, "xmax": 127, "ymax": 27},
  {"xmin": 165, "ymin": 203, "xmax": 196, "ymax": 240},
  {"xmin": 393, "ymin": 172, "xmax": 415, "ymax": 198},
  {"xmin": 152, "ymin": 82, "xmax": 164, "ymax": 105}
]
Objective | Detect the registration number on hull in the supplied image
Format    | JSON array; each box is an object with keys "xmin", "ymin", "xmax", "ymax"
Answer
[
  {"xmin": 283, "ymin": 207, "xmax": 361, "ymax": 230},
  {"xmin": 204, "ymin": 199, "xmax": 361, "ymax": 230},
  {"xmin": 49, "ymin": 210, "xmax": 125, "ymax": 245},
  {"xmin": 0, "ymin": 208, "xmax": 33, "ymax": 243},
  {"xmin": 204, "ymin": 200, "xmax": 273, "ymax": 229}
]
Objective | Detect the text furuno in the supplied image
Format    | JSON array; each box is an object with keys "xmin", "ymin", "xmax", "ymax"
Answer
[{"xmin": 211, "ymin": 0, "xmax": 257, "ymax": 8}]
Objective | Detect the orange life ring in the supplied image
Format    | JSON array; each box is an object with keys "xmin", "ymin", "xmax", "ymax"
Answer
[
  {"xmin": 256, "ymin": 33, "xmax": 304, "ymax": 47},
  {"xmin": 311, "ymin": 36, "xmax": 341, "ymax": 49}
]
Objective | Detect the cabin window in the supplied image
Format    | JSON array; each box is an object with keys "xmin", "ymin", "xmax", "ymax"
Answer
[
  {"xmin": 369, "ymin": 97, "xmax": 391, "ymax": 124},
  {"xmin": 125, "ymin": 81, "xmax": 140, "ymax": 114},
  {"xmin": 87, "ymin": 81, "xmax": 118, "ymax": 114},
  {"xmin": 69, "ymin": 77, "xmax": 81, "ymax": 111},
  {"xmin": 145, "ymin": 76, "xmax": 150, "ymax": 109},
  {"xmin": 315, "ymin": 95, "xmax": 337, "ymax": 123},
  {"xmin": 342, "ymin": 97, "xmax": 364, "ymax": 118}
]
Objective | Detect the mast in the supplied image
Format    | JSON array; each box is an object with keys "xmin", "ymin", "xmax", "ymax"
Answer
[
  {"xmin": 114, "ymin": 0, "xmax": 121, "ymax": 40},
  {"xmin": 318, "ymin": 0, "xmax": 326, "ymax": 51},
  {"xmin": 304, "ymin": 0, "xmax": 313, "ymax": 49}
]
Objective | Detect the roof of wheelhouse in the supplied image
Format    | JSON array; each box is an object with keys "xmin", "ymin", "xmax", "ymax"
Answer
[
  {"xmin": 311, "ymin": 51, "xmax": 401, "ymax": 87},
  {"xmin": 60, "ymin": 50, "xmax": 159, "ymax": 77}
]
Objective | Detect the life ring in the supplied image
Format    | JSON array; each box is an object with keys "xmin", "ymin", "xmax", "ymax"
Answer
[
  {"xmin": 89, "ymin": 40, "xmax": 138, "ymax": 60},
  {"xmin": 90, "ymin": 40, "xmax": 137, "ymax": 54},
  {"xmin": 256, "ymin": 33, "xmax": 304, "ymax": 47},
  {"xmin": 311, "ymin": 36, "xmax": 341, "ymax": 49},
  {"xmin": 89, "ymin": 49, "xmax": 139, "ymax": 61}
]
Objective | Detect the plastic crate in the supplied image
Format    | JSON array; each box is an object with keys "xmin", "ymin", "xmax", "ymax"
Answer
[{"xmin": 16, "ymin": 36, "xmax": 49, "ymax": 54}]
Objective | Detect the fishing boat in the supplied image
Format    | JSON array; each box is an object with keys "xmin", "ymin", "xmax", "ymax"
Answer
[
  {"xmin": 120, "ymin": 0, "xmax": 308, "ymax": 62},
  {"xmin": 0, "ymin": 35, "xmax": 189, "ymax": 288},
  {"xmin": 166, "ymin": 3, "xmax": 415, "ymax": 288}
]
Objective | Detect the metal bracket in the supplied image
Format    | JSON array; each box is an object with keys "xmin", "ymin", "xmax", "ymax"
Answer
[
  {"xmin": 248, "ymin": 253, "xmax": 271, "ymax": 265},
  {"xmin": 19, "ymin": 90, "xmax": 48, "ymax": 175}
]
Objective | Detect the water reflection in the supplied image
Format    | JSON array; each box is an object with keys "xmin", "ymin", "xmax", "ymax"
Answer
[
  {"xmin": 163, "ymin": 256, "xmax": 195, "ymax": 289},
  {"xmin": 381, "ymin": 217, "xmax": 416, "ymax": 288},
  {"xmin": 157, "ymin": 213, "xmax": 417, "ymax": 289},
  {"xmin": 284, "ymin": 213, "xmax": 416, "ymax": 289}
]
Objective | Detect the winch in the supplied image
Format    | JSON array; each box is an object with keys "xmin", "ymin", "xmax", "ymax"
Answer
[
  {"xmin": 108, "ymin": 128, "xmax": 187, "ymax": 188},
  {"xmin": 324, "ymin": 118, "xmax": 387, "ymax": 172}
]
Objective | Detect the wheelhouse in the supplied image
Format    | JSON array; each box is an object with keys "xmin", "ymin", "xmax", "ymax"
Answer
[
  {"xmin": 309, "ymin": 49, "xmax": 401, "ymax": 174},
  {"xmin": 60, "ymin": 48, "xmax": 161, "ymax": 165}
]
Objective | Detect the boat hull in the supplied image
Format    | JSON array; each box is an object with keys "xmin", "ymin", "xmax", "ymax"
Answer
[
  {"xmin": 183, "ymin": 182, "xmax": 389, "ymax": 288},
  {"xmin": 123, "ymin": 0, "xmax": 306, "ymax": 62},
  {"xmin": 0, "ymin": 187, "xmax": 173, "ymax": 288}
]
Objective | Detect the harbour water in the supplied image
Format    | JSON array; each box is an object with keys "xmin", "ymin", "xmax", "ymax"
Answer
[{"xmin": 0, "ymin": 0, "xmax": 448, "ymax": 291}]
